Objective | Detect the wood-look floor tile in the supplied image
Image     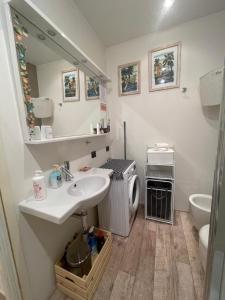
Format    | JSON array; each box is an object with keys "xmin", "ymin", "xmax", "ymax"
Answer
[
  {"xmin": 153, "ymin": 285, "xmax": 175, "ymax": 300},
  {"xmin": 49, "ymin": 289, "xmax": 68, "ymax": 300},
  {"xmin": 172, "ymin": 211, "xmax": 190, "ymax": 264},
  {"xmin": 172, "ymin": 212, "xmax": 196, "ymax": 299},
  {"xmin": 131, "ymin": 219, "xmax": 156, "ymax": 300},
  {"xmin": 180, "ymin": 212, "xmax": 204, "ymax": 300},
  {"xmin": 110, "ymin": 270, "xmax": 135, "ymax": 300},
  {"xmin": 154, "ymin": 223, "xmax": 175, "ymax": 300},
  {"xmin": 120, "ymin": 214, "xmax": 144, "ymax": 275},
  {"xmin": 176, "ymin": 262, "xmax": 196, "ymax": 300},
  {"xmin": 93, "ymin": 236, "xmax": 126, "ymax": 300}
]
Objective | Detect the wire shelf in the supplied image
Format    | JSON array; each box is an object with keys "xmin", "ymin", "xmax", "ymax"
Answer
[{"xmin": 145, "ymin": 165, "xmax": 174, "ymax": 180}]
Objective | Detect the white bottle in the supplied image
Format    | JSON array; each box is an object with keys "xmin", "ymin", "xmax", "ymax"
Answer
[
  {"xmin": 96, "ymin": 123, "xmax": 100, "ymax": 135},
  {"xmin": 41, "ymin": 125, "xmax": 47, "ymax": 140},
  {"xmin": 45, "ymin": 126, "xmax": 53, "ymax": 139},
  {"xmin": 30, "ymin": 126, "xmax": 41, "ymax": 140},
  {"xmin": 32, "ymin": 170, "xmax": 47, "ymax": 201}
]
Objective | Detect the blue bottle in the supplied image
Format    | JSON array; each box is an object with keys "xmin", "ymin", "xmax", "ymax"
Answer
[{"xmin": 49, "ymin": 164, "xmax": 62, "ymax": 188}]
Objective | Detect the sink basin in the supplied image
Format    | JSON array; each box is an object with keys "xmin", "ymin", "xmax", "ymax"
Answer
[
  {"xmin": 68, "ymin": 175, "xmax": 110, "ymax": 208},
  {"xmin": 19, "ymin": 168, "xmax": 113, "ymax": 224}
]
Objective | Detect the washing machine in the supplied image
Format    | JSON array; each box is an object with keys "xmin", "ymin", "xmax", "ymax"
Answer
[{"xmin": 98, "ymin": 159, "xmax": 140, "ymax": 237}]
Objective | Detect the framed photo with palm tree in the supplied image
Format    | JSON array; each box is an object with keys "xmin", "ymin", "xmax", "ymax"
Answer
[
  {"xmin": 149, "ymin": 42, "xmax": 181, "ymax": 92},
  {"xmin": 118, "ymin": 61, "xmax": 140, "ymax": 96},
  {"xmin": 62, "ymin": 69, "xmax": 79, "ymax": 102},
  {"xmin": 85, "ymin": 76, "xmax": 100, "ymax": 100}
]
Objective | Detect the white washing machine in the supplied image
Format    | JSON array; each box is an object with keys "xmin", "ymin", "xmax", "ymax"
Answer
[{"xmin": 98, "ymin": 159, "xmax": 140, "ymax": 237}]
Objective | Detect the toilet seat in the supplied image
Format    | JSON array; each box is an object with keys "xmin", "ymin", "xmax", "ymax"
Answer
[
  {"xmin": 199, "ymin": 224, "xmax": 209, "ymax": 271},
  {"xmin": 199, "ymin": 224, "xmax": 209, "ymax": 248}
]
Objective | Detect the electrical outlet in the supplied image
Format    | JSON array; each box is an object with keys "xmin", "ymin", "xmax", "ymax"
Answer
[
  {"xmin": 91, "ymin": 151, "xmax": 96, "ymax": 158},
  {"xmin": 106, "ymin": 146, "xmax": 110, "ymax": 152}
]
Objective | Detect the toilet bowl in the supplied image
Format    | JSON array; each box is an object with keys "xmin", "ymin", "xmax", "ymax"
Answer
[
  {"xmin": 199, "ymin": 224, "xmax": 209, "ymax": 271},
  {"xmin": 189, "ymin": 194, "xmax": 212, "ymax": 230}
]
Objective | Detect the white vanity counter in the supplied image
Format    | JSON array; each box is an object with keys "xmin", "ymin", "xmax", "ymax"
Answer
[{"xmin": 19, "ymin": 168, "xmax": 113, "ymax": 224}]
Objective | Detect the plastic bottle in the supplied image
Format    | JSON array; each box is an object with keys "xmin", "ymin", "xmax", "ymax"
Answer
[
  {"xmin": 88, "ymin": 226, "xmax": 97, "ymax": 255},
  {"xmin": 49, "ymin": 164, "xmax": 62, "ymax": 188},
  {"xmin": 107, "ymin": 119, "xmax": 110, "ymax": 133},
  {"xmin": 32, "ymin": 170, "xmax": 47, "ymax": 200},
  {"xmin": 96, "ymin": 123, "xmax": 100, "ymax": 135}
]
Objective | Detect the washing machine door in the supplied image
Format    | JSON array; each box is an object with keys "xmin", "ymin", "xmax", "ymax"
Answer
[{"xmin": 129, "ymin": 175, "xmax": 140, "ymax": 215}]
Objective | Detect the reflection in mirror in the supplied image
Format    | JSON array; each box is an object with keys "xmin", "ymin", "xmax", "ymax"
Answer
[{"xmin": 11, "ymin": 8, "xmax": 109, "ymax": 141}]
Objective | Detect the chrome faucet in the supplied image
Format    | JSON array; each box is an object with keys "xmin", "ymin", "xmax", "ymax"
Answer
[{"xmin": 61, "ymin": 161, "xmax": 74, "ymax": 181}]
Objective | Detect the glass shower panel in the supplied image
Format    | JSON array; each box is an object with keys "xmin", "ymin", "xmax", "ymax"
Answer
[{"xmin": 204, "ymin": 65, "xmax": 225, "ymax": 299}]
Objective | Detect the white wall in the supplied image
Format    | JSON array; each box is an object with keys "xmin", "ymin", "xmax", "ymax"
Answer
[
  {"xmin": 106, "ymin": 10, "xmax": 225, "ymax": 210},
  {"xmin": 28, "ymin": 0, "xmax": 106, "ymax": 71},
  {"xmin": 0, "ymin": 1, "xmax": 110, "ymax": 300},
  {"xmin": 0, "ymin": 193, "xmax": 22, "ymax": 300},
  {"xmin": 0, "ymin": 24, "xmax": 111, "ymax": 299},
  {"xmin": 37, "ymin": 60, "xmax": 101, "ymax": 137}
]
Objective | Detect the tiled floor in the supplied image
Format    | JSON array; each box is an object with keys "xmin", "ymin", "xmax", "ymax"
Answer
[{"xmin": 51, "ymin": 206, "xmax": 204, "ymax": 300}]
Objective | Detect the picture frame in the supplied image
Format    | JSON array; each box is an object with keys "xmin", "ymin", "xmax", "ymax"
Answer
[
  {"xmin": 149, "ymin": 42, "xmax": 181, "ymax": 92},
  {"xmin": 85, "ymin": 76, "xmax": 100, "ymax": 100},
  {"xmin": 118, "ymin": 61, "xmax": 141, "ymax": 96},
  {"xmin": 62, "ymin": 69, "xmax": 79, "ymax": 102}
]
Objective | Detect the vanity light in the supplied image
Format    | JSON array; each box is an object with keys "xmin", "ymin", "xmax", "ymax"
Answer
[
  {"xmin": 164, "ymin": 0, "xmax": 175, "ymax": 8},
  {"xmin": 47, "ymin": 29, "xmax": 56, "ymax": 37},
  {"xmin": 73, "ymin": 61, "xmax": 80, "ymax": 66},
  {"xmin": 81, "ymin": 59, "xmax": 87, "ymax": 64},
  {"xmin": 37, "ymin": 33, "xmax": 46, "ymax": 40}
]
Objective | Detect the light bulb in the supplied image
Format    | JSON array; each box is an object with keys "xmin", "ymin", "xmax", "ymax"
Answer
[{"xmin": 164, "ymin": 0, "xmax": 175, "ymax": 9}]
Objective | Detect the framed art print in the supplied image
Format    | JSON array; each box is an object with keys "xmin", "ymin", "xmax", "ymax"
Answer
[
  {"xmin": 62, "ymin": 69, "xmax": 79, "ymax": 102},
  {"xmin": 149, "ymin": 42, "xmax": 181, "ymax": 92},
  {"xmin": 118, "ymin": 61, "xmax": 140, "ymax": 96},
  {"xmin": 85, "ymin": 76, "xmax": 100, "ymax": 100}
]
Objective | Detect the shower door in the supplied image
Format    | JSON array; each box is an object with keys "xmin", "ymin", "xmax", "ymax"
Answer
[{"xmin": 204, "ymin": 65, "xmax": 225, "ymax": 299}]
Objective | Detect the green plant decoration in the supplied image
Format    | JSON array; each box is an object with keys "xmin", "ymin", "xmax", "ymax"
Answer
[{"xmin": 12, "ymin": 12, "xmax": 36, "ymax": 129}]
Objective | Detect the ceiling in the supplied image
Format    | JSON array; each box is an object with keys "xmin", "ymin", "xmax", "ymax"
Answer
[{"xmin": 75, "ymin": 0, "xmax": 225, "ymax": 46}]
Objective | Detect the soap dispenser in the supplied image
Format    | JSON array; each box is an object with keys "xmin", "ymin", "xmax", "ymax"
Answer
[
  {"xmin": 32, "ymin": 170, "xmax": 47, "ymax": 200},
  {"xmin": 49, "ymin": 164, "xmax": 62, "ymax": 188}
]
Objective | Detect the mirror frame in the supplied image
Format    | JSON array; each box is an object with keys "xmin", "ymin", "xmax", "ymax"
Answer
[{"xmin": 4, "ymin": 0, "xmax": 110, "ymax": 143}]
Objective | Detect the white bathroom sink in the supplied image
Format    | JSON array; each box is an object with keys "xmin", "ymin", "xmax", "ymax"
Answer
[
  {"xmin": 19, "ymin": 168, "xmax": 112, "ymax": 224},
  {"xmin": 67, "ymin": 175, "xmax": 110, "ymax": 208}
]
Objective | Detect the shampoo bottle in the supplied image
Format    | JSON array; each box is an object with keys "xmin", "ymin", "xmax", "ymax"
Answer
[{"xmin": 32, "ymin": 170, "xmax": 47, "ymax": 201}]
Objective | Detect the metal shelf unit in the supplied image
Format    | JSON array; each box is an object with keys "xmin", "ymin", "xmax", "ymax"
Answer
[{"xmin": 144, "ymin": 148, "xmax": 175, "ymax": 224}]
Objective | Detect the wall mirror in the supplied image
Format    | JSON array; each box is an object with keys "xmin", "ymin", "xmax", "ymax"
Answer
[{"xmin": 9, "ymin": 4, "xmax": 110, "ymax": 143}]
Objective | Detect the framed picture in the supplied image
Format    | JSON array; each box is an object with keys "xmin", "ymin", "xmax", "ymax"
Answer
[
  {"xmin": 118, "ymin": 61, "xmax": 140, "ymax": 96},
  {"xmin": 62, "ymin": 69, "xmax": 79, "ymax": 102},
  {"xmin": 149, "ymin": 42, "xmax": 181, "ymax": 92},
  {"xmin": 85, "ymin": 76, "xmax": 100, "ymax": 100}
]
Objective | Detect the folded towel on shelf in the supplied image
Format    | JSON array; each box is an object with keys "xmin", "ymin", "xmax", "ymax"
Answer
[{"xmin": 154, "ymin": 142, "xmax": 169, "ymax": 149}]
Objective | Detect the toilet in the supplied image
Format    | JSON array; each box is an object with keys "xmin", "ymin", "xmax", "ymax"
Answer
[
  {"xmin": 199, "ymin": 224, "xmax": 209, "ymax": 271},
  {"xmin": 189, "ymin": 194, "xmax": 212, "ymax": 230}
]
